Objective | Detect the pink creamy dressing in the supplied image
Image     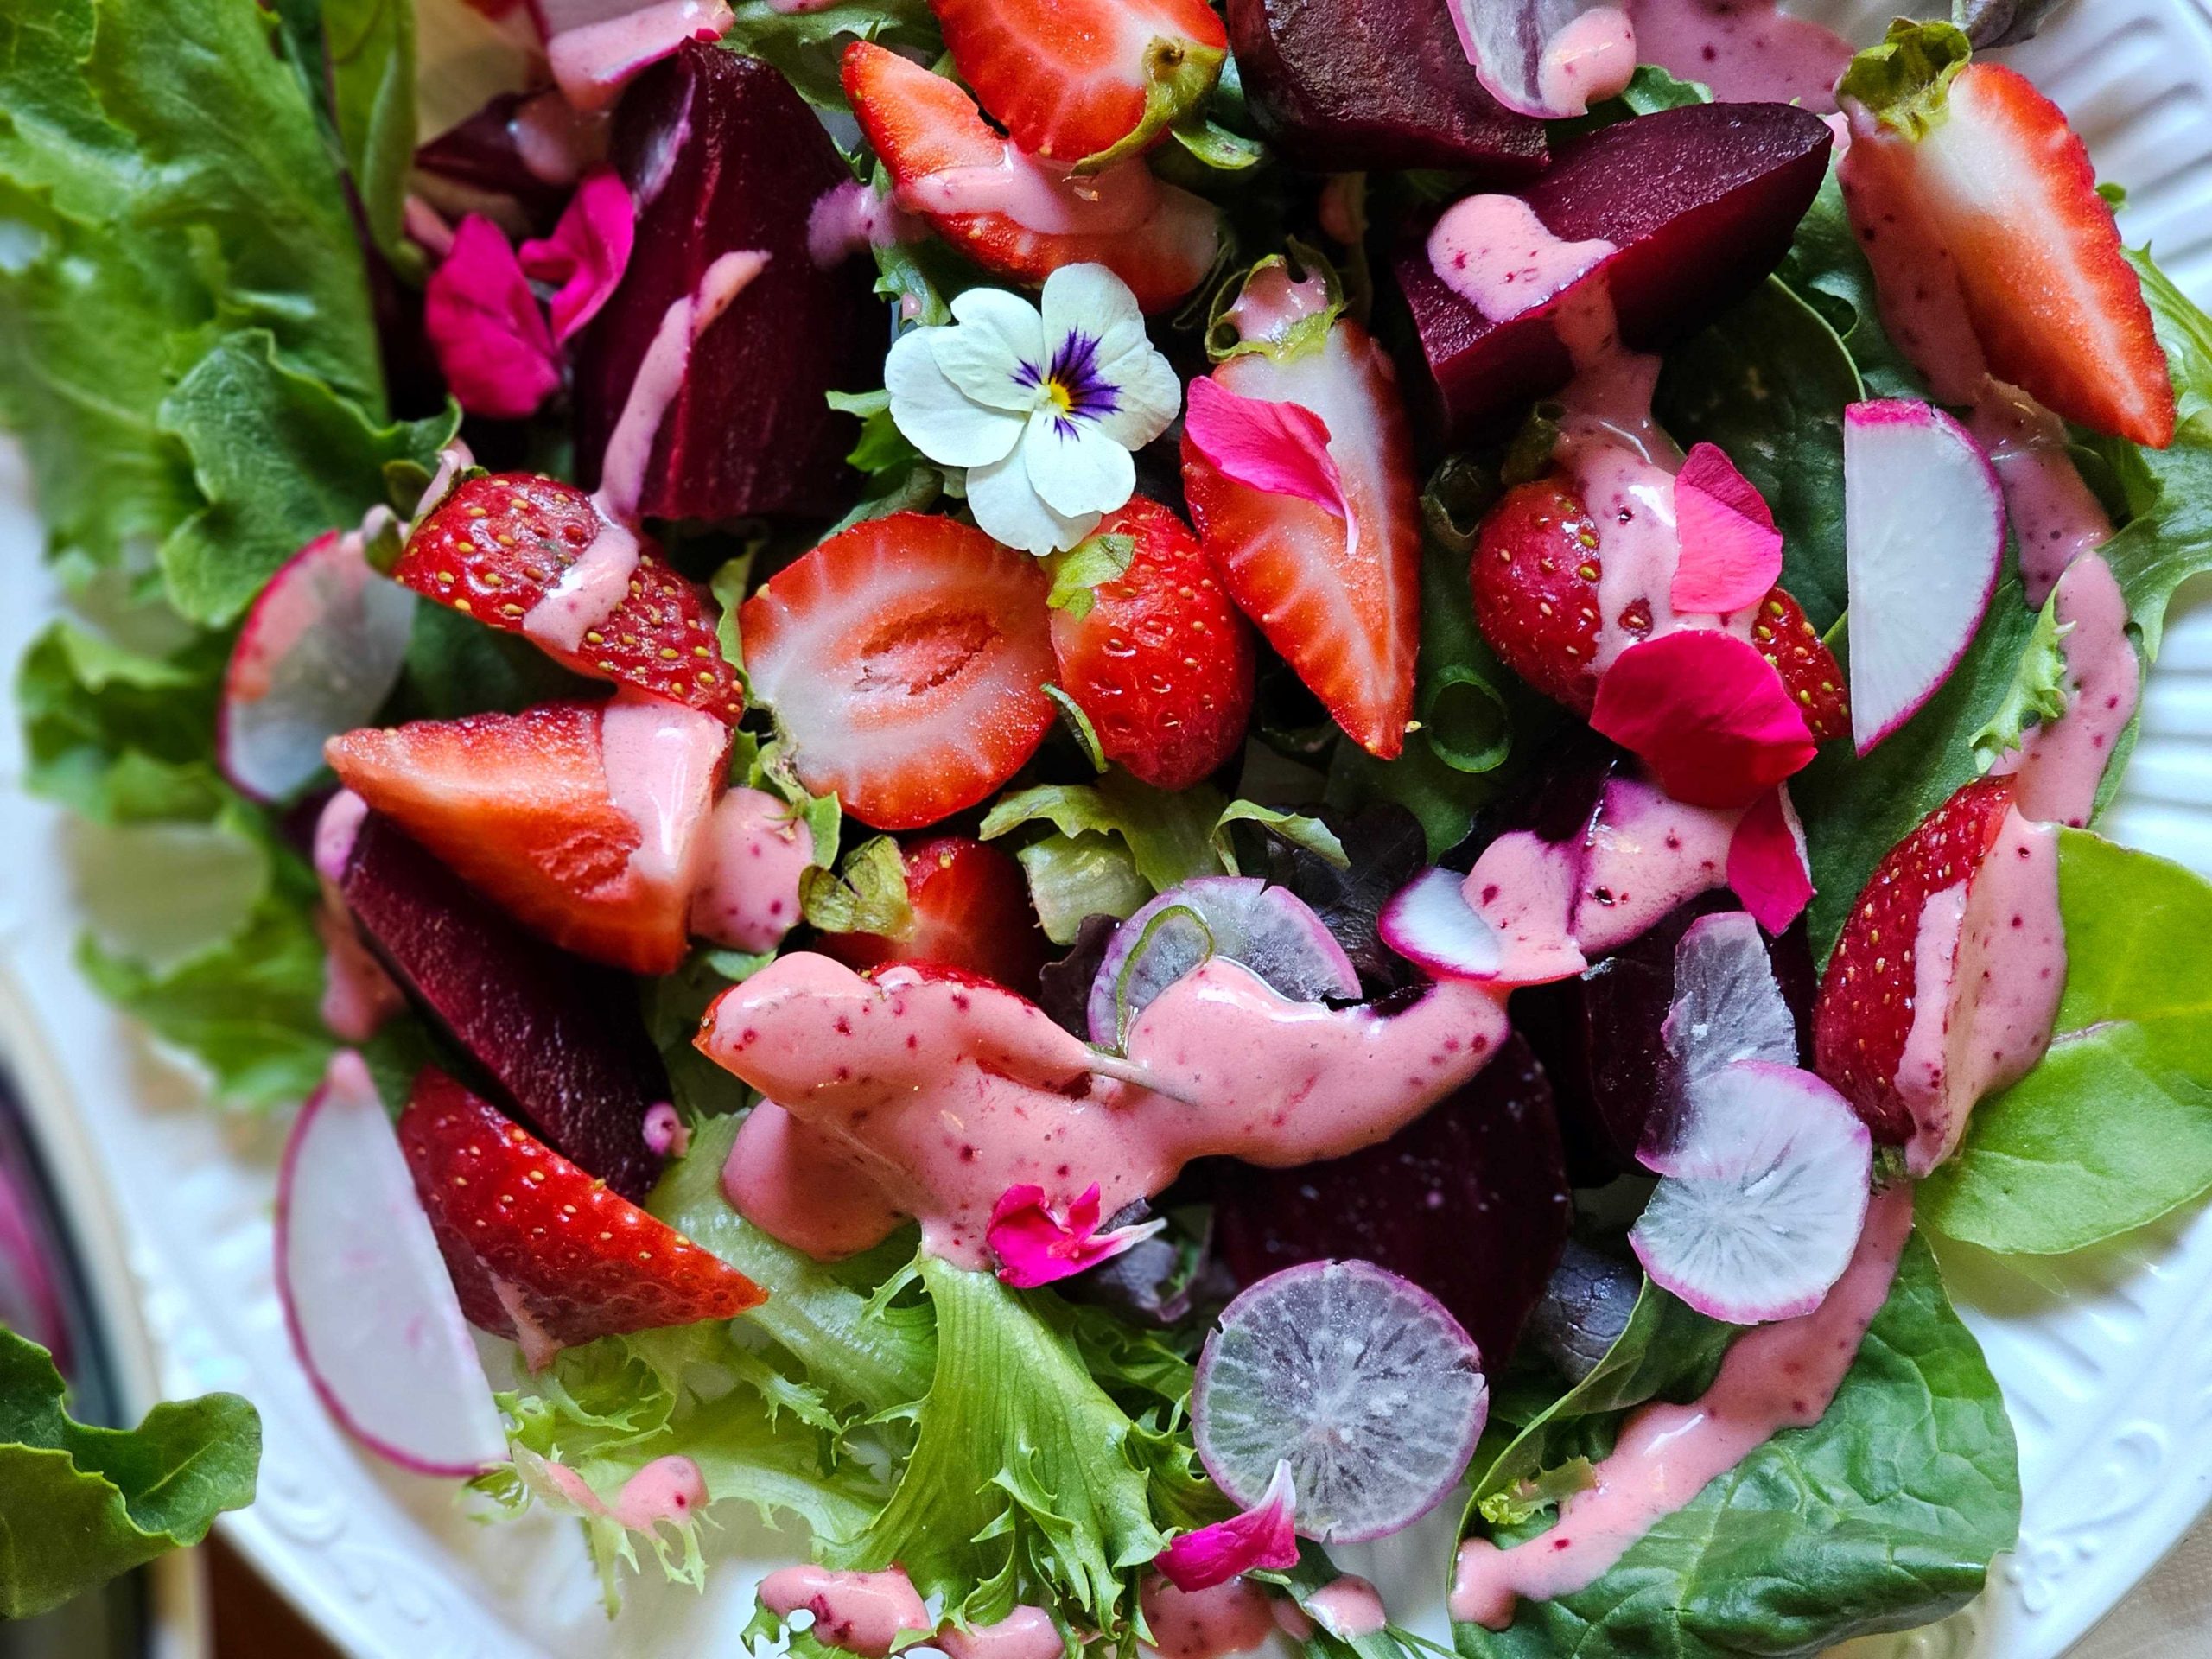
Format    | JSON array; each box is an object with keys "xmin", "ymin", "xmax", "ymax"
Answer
[
  {"xmin": 1224, "ymin": 264, "xmax": 1336, "ymax": 346},
  {"xmin": 1623, "ymin": 0, "xmax": 1853, "ymax": 109},
  {"xmin": 808, "ymin": 181, "xmax": 923, "ymax": 268},
  {"xmin": 1537, "ymin": 7, "xmax": 1637, "ymax": 115},
  {"xmin": 508, "ymin": 89, "xmax": 610, "ymax": 187},
  {"xmin": 1450, "ymin": 1183, "xmax": 1917, "ymax": 1628},
  {"xmin": 723, "ymin": 1102, "xmax": 911, "ymax": 1258},
  {"xmin": 1998, "ymin": 553, "xmax": 2140, "ymax": 828},
  {"xmin": 758, "ymin": 1566, "xmax": 931, "ymax": 1658},
  {"xmin": 1969, "ymin": 384, "xmax": 2115, "ymax": 605},
  {"xmin": 1141, "ymin": 1576, "xmax": 1278, "ymax": 1659},
  {"xmin": 642, "ymin": 1100, "xmax": 690, "ymax": 1157},
  {"xmin": 545, "ymin": 0, "xmax": 734, "ymax": 111},
  {"xmin": 1304, "ymin": 1577, "xmax": 1388, "ymax": 1640},
  {"xmin": 706, "ymin": 954, "xmax": 1510, "ymax": 1265},
  {"xmin": 690, "ymin": 786, "xmax": 815, "ymax": 952},
  {"xmin": 938, "ymin": 1605, "xmax": 1065, "ymax": 1659},
  {"xmin": 311, "ymin": 790, "xmax": 404, "ymax": 1041},
  {"xmin": 542, "ymin": 1453, "xmax": 708, "ymax": 1531},
  {"xmin": 522, "ymin": 520, "xmax": 641, "ymax": 655},
  {"xmin": 1427, "ymin": 195, "xmax": 1617, "ymax": 324},
  {"xmin": 899, "ymin": 149, "xmax": 1159, "ymax": 237},
  {"xmin": 598, "ymin": 690, "xmax": 727, "ymax": 888}
]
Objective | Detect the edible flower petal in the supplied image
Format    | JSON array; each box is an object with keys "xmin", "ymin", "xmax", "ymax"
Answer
[
  {"xmin": 519, "ymin": 167, "xmax": 637, "ymax": 345},
  {"xmin": 1669, "ymin": 443, "xmax": 1784, "ymax": 614},
  {"xmin": 424, "ymin": 215, "xmax": 561, "ymax": 420},
  {"xmin": 1590, "ymin": 630, "xmax": 1817, "ymax": 810},
  {"xmin": 1726, "ymin": 786, "xmax": 1814, "ymax": 933},
  {"xmin": 884, "ymin": 265, "xmax": 1180, "ymax": 555},
  {"xmin": 1183, "ymin": 376, "xmax": 1350, "ymax": 524},
  {"xmin": 987, "ymin": 1182, "xmax": 1165, "ymax": 1288},
  {"xmin": 1154, "ymin": 1460, "xmax": 1300, "ymax": 1592}
]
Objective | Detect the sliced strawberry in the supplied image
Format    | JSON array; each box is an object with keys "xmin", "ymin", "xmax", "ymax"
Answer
[
  {"xmin": 1843, "ymin": 57, "xmax": 2174, "ymax": 447},
  {"xmin": 1751, "ymin": 586, "xmax": 1850, "ymax": 744},
  {"xmin": 1812, "ymin": 774, "xmax": 2016, "ymax": 1143},
  {"xmin": 396, "ymin": 473, "xmax": 743, "ymax": 723},
  {"xmin": 398, "ymin": 1068, "xmax": 764, "ymax": 1366},
  {"xmin": 1179, "ymin": 302, "xmax": 1421, "ymax": 759},
  {"xmin": 740, "ymin": 512, "xmax": 1058, "ymax": 831},
  {"xmin": 818, "ymin": 836, "xmax": 1051, "ymax": 991},
  {"xmin": 841, "ymin": 41, "xmax": 1221, "ymax": 315},
  {"xmin": 327, "ymin": 697, "xmax": 728, "ymax": 976},
  {"xmin": 931, "ymin": 0, "xmax": 1226, "ymax": 165},
  {"xmin": 1050, "ymin": 497, "xmax": 1255, "ymax": 791},
  {"xmin": 1469, "ymin": 474, "xmax": 1604, "ymax": 715}
]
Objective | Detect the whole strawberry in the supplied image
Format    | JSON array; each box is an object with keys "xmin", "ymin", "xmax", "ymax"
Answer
[{"xmin": 1049, "ymin": 497, "xmax": 1256, "ymax": 791}]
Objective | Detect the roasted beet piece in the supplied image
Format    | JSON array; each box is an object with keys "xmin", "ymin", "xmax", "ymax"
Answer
[
  {"xmin": 573, "ymin": 46, "xmax": 885, "ymax": 521},
  {"xmin": 1211, "ymin": 1032, "xmax": 1570, "ymax": 1369},
  {"xmin": 1395, "ymin": 102, "xmax": 1833, "ymax": 442},
  {"xmin": 1225, "ymin": 0, "xmax": 1547, "ymax": 175},
  {"xmin": 339, "ymin": 811, "xmax": 669, "ymax": 1199}
]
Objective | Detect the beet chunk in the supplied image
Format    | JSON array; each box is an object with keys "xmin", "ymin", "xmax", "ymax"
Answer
[
  {"xmin": 1226, "ymin": 0, "xmax": 1547, "ymax": 175},
  {"xmin": 573, "ymin": 46, "xmax": 885, "ymax": 521},
  {"xmin": 1211, "ymin": 1031, "xmax": 1571, "ymax": 1370},
  {"xmin": 340, "ymin": 811, "xmax": 669, "ymax": 1199}
]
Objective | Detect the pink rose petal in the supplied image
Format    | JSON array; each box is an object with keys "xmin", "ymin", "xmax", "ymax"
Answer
[
  {"xmin": 1155, "ymin": 1461, "xmax": 1300, "ymax": 1592},
  {"xmin": 1670, "ymin": 443, "xmax": 1784, "ymax": 614},
  {"xmin": 1590, "ymin": 629, "xmax": 1817, "ymax": 810},
  {"xmin": 1184, "ymin": 375, "xmax": 1349, "ymax": 523},
  {"xmin": 987, "ymin": 1183, "xmax": 1164, "ymax": 1289},
  {"xmin": 519, "ymin": 167, "xmax": 636, "ymax": 345},
  {"xmin": 1726, "ymin": 786, "xmax": 1814, "ymax": 933},
  {"xmin": 424, "ymin": 215, "xmax": 561, "ymax": 420}
]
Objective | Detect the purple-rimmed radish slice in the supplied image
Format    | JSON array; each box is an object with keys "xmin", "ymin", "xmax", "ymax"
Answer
[
  {"xmin": 1844, "ymin": 400, "xmax": 2005, "ymax": 756},
  {"xmin": 1193, "ymin": 1260, "xmax": 1489, "ymax": 1544},
  {"xmin": 1444, "ymin": 0, "xmax": 1636, "ymax": 120},
  {"xmin": 277, "ymin": 1051, "xmax": 508, "ymax": 1477},
  {"xmin": 1660, "ymin": 911, "xmax": 1798, "ymax": 1101},
  {"xmin": 219, "ymin": 528, "xmax": 416, "ymax": 803},
  {"xmin": 1377, "ymin": 866, "xmax": 1500, "ymax": 979},
  {"xmin": 1631, "ymin": 1059, "xmax": 1872, "ymax": 1325},
  {"xmin": 1087, "ymin": 877, "xmax": 1357, "ymax": 1047}
]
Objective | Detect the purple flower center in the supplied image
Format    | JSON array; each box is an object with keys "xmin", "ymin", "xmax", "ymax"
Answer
[{"xmin": 1021, "ymin": 329, "xmax": 1121, "ymax": 436}]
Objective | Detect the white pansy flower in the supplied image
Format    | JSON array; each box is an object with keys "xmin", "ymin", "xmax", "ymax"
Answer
[{"xmin": 883, "ymin": 264, "xmax": 1181, "ymax": 555}]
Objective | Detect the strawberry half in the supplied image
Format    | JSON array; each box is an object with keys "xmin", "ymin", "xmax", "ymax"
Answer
[
  {"xmin": 1050, "ymin": 496, "xmax": 1256, "ymax": 791},
  {"xmin": 1841, "ymin": 47, "xmax": 2174, "ymax": 447},
  {"xmin": 396, "ymin": 473, "xmax": 743, "ymax": 723},
  {"xmin": 841, "ymin": 41, "xmax": 1221, "ymax": 315},
  {"xmin": 1469, "ymin": 475, "xmax": 1605, "ymax": 715},
  {"xmin": 1812, "ymin": 773, "xmax": 2017, "ymax": 1144},
  {"xmin": 399, "ymin": 1068, "xmax": 764, "ymax": 1367},
  {"xmin": 327, "ymin": 697, "xmax": 728, "ymax": 976},
  {"xmin": 1180, "ymin": 276, "xmax": 1421, "ymax": 759},
  {"xmin": 740, "ymin": 512, "xmax": 1058, "ymax": 831},
  {"xmin": 818, "ymin": 836, "xmax": 1052, "ymax": 991},
  {"xmin": 1752, "ymin": 587, "xmax": 1849, "ymax": 744},
  {"xmin": 930, "ymin": 0, "xmax": 1226, "ymax": 166}
]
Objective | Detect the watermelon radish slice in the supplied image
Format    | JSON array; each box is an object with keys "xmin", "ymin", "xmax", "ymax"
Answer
[
  {"xmin": 1192, "ymin": 1259, "xmax": 1488, "ymax": 1543},
  {"xmin": 1660, "ymin": 911, "xmax": 1799, "ymax": 1104},
  {"xmin": 1444, "ymin": 0, "xmax": 1636, "ymax": 119},
  {"xmin": 276, "ymin": 1051, "xmax": 509, "ymax": 1477},
  {"xmin": 219, "ymin": 528, "xmax": 416, "ymax": 804},
  {"xmin": 1631, "ymin": 1059, "xmax": 1872, "ymax": 1325},
  {"xmin": 1376, "ymin": 866, "xmax": 1500, "ymax": 980},
  {"xmin": 1087, "ymin": 877, "xmax": 1357, "ymax": 1047}
]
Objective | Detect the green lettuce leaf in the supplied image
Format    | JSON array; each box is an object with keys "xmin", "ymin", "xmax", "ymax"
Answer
[
  {"xmin": 1456, "ymin": 1230, "xmax": 2018, "ymax": 1659},
  {"xmin": 722, "ymin": 0, "xmax": 941, "ymax": 110},
  {"xmin": 983, "ymin": 773, "xmax": 1226, "ymax": 893},
  {"xmin": 1922, "ymin": 830, "xmax": 2212, "ymax": 1253},
  {"xmin": 1016, "ymin": 831, "xmax": 1153, "ymax": 944},
  {"xmin": 15, "ymin": 623, "xmax": 229, "ymax": 823},
  {"xmin": 1967, "ymin": 588, "xmax": 2070, "ymax": 769},
  {"xmin": 1775, "ymin": 166, "xmax": 1926, "ymax": 404},
  {"xmin": 305, "ymin": 0, "xmax": 420, "ymax": 271},
  {"xmin": 0, "ymin": 1329, "xmax": 258, "ymax": 1618}
]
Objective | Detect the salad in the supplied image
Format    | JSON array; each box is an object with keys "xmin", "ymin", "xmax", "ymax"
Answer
[{"xmin": 8, "ymin": 0, "xmax": 2212, "ymax": 1650}]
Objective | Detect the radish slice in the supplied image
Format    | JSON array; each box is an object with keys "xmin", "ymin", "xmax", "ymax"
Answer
[
  {"xmin": 277, "ymin": 1051, "xmax": 509, "ymax": 1477},
  {"xmin": 1844, "ymin": 400, "xmax": 2005, "ymax": 756},
  {"xmin": 1660, "ymin": 912, "xmax": 1798, "ymax": 1103},
  {"xmin": 220, "ymin": 529, "xmax": 417, "ymax": 803},
  {"xmin": 1087, "ymin": 877, "xmax": 1357, "ymax": 1047},
  {"xmin": 1377, "ymin": 866, "xmax": 1502, "ymax": 979},
  {"xmin": 1445, "ymin": 0, "xmax": 1637, "ymax": 119},
  {"xmin": 1194, "ymin": 1260, "xmax": 1488, "ymax": 1543},
  {"xmin": 1631, "ymin": 1060, "xmax": 1872, "ymax": 1325}
]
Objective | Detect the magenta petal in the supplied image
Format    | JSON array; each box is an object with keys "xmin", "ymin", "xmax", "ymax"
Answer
[
  {"xmin": 1590, "ymin": 630, "xmax": 1816, "ymax": 810},
  {"xmin": 988, "ymin": 1183, "xmax": 1160, "ymax": 1289},
  {"xmin": 1155, "ymin": 1462, "xmax": 1300, "ymax": 1592},
  {"xmin": 520, "ymin": 168, "xmax": 637, "ymax": 345},
  {"xmin": 424, "ymin": 215, "xmax": 561, "ymax": 420},
  {"xmin": 1185, "ymin": 375, "xmax": 1349, "ymax": 522},
  {"xmin": 1670, "ymin": 444, "xmax": 1783, "ymax": 614},
  {"xmin": 1726, "ymin": 786, "xmax": 1814, "ymax": 932}
]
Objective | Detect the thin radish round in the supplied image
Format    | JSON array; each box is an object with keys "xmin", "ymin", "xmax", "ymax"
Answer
[
  {"xmin": 1087, "ymin": 877, "xmax": 1357, "ymax": 1047},
  {"xmin": 219, "ymin": 527, "xmax": 417, "ymax": 802},
  {"xmin": 277, "ymin": 1050, "xmax": 509, "ymax": 1477},
  {"xmin": 1443, "ymin": 0, "xmax": 1636, "ymax": 119},
  {"xmin": 1193, "ymin": 1260, "xmax": 1488, "ymax": 1544},
  {"xmin": 1376, "ymin": 866, "xmax": 1502, "ymax": 980},
  {"xmin": 1631, "ymin": 1059, "xmax": 1872, "ymax": 1325},
  {"xmin": 1659, "ymin": 911, "xmax": 1798, "ymax": 1105},
  {"xmin": 1844, "ymin": 400, "xmax": 2005, "ymax": 756}
]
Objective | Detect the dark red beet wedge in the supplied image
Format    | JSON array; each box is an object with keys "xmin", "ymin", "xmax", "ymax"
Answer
[
  {"xmin": 1210, "ymin": 1032, "xmax": 1570, "ymax": 1370},
  {"xmin": 339, "ymin": 811, "xmax": 670, "ymax": 1200},
  {"xmin": 1395, "ymin": 102, "xmax": 1833, "ymax": 442},
  {"xmin": 1226, "ymin": 0, "xmax": 1546, "ymax": 175},
  {"xmin": 572, "ymin": 46, "xmax": 885, "ymax": 522}
]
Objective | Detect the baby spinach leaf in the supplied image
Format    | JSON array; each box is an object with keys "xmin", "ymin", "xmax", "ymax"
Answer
[{"xmin": 1775, "ymin": 166, "xmax": 1927, "ymax": 404}]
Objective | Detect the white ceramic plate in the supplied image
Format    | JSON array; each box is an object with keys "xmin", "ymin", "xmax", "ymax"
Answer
[{"xmin": 4, "ymin": 2, "xmax": 2212, "ymax": 1654}]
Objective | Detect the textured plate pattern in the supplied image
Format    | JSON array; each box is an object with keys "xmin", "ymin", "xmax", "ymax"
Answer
[{"xmin": 1, "ymin": 3, "xmax": 2210, "ymax": 1656}]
